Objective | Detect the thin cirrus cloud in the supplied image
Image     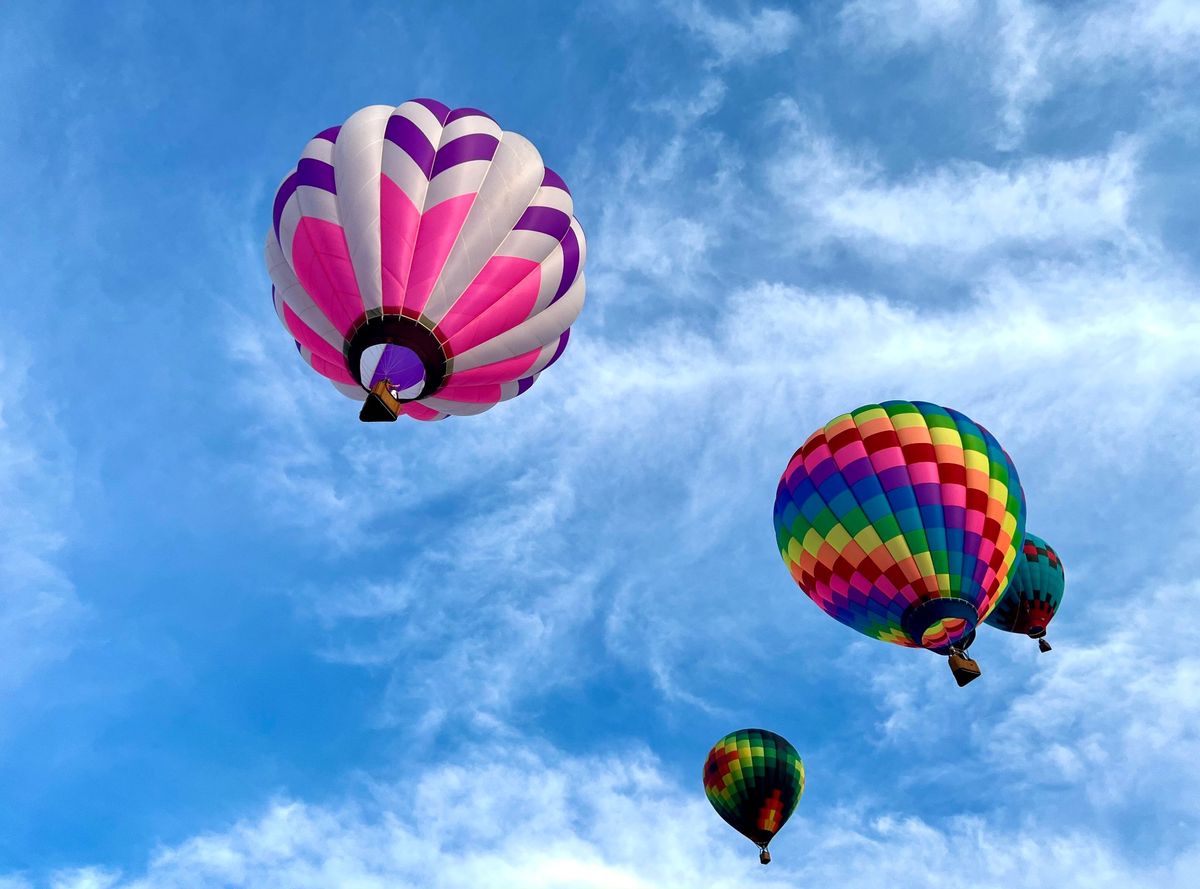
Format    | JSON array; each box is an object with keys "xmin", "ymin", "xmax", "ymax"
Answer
[
  {"xmin": 765, "ymin": 100, "xmax": 1141, "ymax": 259},
  {"xmin": 662, "ymin": 0, "xmax": 801, "ymax": 67},
  {"xmin": 841, "ymin": 0, "xmax": 1200, "ymax": 147},
  {"xmin": 0, "ymin": 345, "xmax": 83, "ymax": 698}
]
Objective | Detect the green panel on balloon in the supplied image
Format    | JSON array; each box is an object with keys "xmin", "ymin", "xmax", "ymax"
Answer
[{"xmin": 703, "ymin": 728, "xmax": 804, "ymax": 848}]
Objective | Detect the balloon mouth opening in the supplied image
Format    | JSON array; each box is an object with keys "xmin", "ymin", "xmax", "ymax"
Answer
[
  {"xmin": 1027, "ymin": 626, "xmax": 1047, "ymax": 639},
  {"xmin": 901, "ymin": 598, "xmax": 979, "ymax": 651},
  {"xmin": 922, "ymin": 618, "xmax": 970, "ymax": 649},
  {"xmin": 346, "ymin": 313, "xmax": 447, "ymax": 401},
  {"xmin": 362, "ymin": 345, "xmax": 426, "ymax": 400}
]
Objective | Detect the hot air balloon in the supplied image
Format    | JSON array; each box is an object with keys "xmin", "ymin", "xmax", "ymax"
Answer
[
  {"xmin": 773, "ymin": 401, "xmax": 1026, "ymax": 686},
  {"xmin": 984, "ymin": 532, "xmax": 1064, "ymax": 652},
  {"xmin": 266, "ymin": 99, "xmax": 586, "ymax": 422},
  {"xmin": 703, "ymin": 728, "xmax": 805, "ymax": 865}
]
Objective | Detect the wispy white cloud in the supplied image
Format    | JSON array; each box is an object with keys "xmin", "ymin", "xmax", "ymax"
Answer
[
  {"xmin": 0, "ymin": 343, "xmax": 83, "ymax": 697},
  {"xmin": 12, "ymin": 737, "xmax": 1197, "ymax": 888},
  {"xmin": 840, "ymin": 0, "xmax": 979, "ymax": 49},
  {"xmin": 663, "ymin": 0, "xmax": 802, "ymax": 67},
  {"xmin": 767, "ymin": 99, "xmax": 1141, "ymax": 259},
  {"xmin": 841, "ymin": 0, "xmax": 1200, "ymax": 148}
]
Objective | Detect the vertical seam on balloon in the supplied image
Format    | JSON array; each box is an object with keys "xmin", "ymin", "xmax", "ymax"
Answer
[
  {"xmin": 414, "ymin": 122, "xmax": 504, "ymax": 325},
  {"xmin": 421, "ymin": 131, "xmax": 533, "ymax": 328},
  {"xmin": 396, "ymin": 103, "xmax": 452, "ymax": 319},
  {"xmin": 952, "ymin": 410, "xmax": 995, "ymax": 620},
  {"xmin": 928, "ymin": 403, "xmax": 967, "ymax": 610},
  {"xmin": 986, "ymin": 428, "xmax": 1024, "ymax": 616},
  {"xmin": 879, "ymin": 402, "xmax": 940, "ymax": 612},
  {"xmin": 855, "ymin": 406, "xmax": 929, "ymax": 639},
  {"xmin": 286, "ymin": 152, "xmax": 358, "ymax": 343},
  {"xmin": 807, "ymin": 413, "xmax": 895, "ymax": 645},
  {"xmin": 908, "ymin": 404, "xmax": 953, "ymax": 602}
]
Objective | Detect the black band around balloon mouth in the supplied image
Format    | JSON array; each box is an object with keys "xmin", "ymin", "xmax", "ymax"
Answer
[
  {"xmin": 1026, "ymin": 625, "xmax": 1047, "ymax": 639},
  {"xmin": 900, "ymin": 598, "xmax": 979, "ymax": 650},
  {"xmin": 345, "ymin": 312, "xmax": 448, "ymax": 401}
]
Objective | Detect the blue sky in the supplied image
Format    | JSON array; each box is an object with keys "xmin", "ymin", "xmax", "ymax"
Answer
[{"xmin": 2, "ymin": 1, "xmax": 1199, "ymax": 886}]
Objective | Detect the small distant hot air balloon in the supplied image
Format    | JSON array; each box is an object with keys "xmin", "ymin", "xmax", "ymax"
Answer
[
  {"xmin": 773, "ymin": 401, "xmax": 1026, "ymax": 686},
  {"xmin": 704, "ymin": 728, "xmax": 805, "ymax": 865},
  {"xmin": 984, "ymin": 532, "xmax": 1064, "ymax": 652},
  {"xmin": 266, "ymin": 99, "xmax": 586, "ymax": 422}
]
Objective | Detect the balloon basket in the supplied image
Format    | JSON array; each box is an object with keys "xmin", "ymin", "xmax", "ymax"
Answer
[
  {"xmin": 948, "ymin": 650, "xmax": 982, "ymax": 687},
  {"xmin": 758, "ymin": 847, "xmax": 771, "ymax": 865},
  {"xmin": 360, "ymin": 380, "xmax": 401, "ymax": 422},
  {"xmin": 1038, "ymin": 638, "xmax": 1052, "ymax": 653}
]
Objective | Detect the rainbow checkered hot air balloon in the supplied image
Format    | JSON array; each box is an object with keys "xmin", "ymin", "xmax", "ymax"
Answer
[
  {"xmin": 984, "ymin": 532, "xmax": 1064, "ymax": 652},
  {"xmin": 266, "ymin": 99, "xmax": 585, "ymax": 422},
  {"xmin": 703, "ymin": 728, "xmax": 805, "ymax": 865},
  {"xmin": 772, "ymin": 401, "xmax": 1026, "ymax": 686}
]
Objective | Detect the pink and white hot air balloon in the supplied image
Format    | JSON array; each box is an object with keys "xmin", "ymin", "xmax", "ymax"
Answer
[{"xmin": 266, "ymin": 99, "xmax": 586, "ymax": 422}]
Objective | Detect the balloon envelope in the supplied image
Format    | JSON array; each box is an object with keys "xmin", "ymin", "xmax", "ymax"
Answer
[
  {"xmin": 266, "ymin": 99, "xmax": 586, "ymax": 420},
  {"xmin": 703, "ymin": 728, "xmax": 805, "ymax": 850},
  {"xmin": 773, "ymin": 401, "xmax": 1026, "ymax": 651},
  {"xmin": 984, "ymin": 532, "xmax": 1064, "ymax": 637}
]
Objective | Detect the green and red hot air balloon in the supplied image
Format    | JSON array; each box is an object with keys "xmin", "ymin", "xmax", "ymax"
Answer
[
  {"xmin": 984, "ymin": 531, "xmax": 1065, "ymax": 652},
  {"xmin": 703, "ymin": 728, "xmax": 805, "ymax": 865}
]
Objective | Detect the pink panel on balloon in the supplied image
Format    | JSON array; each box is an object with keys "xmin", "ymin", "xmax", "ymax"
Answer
[
  {"xmin": 783, "ymin": 452, "xmax": 805, "ymax": 481},
  {"xmin": 290, "ymin": 219, "xmax": 364, "ymax": 335},
  {"xmin": 908, "ymin": 463, "xmax": 939, "ymax": 484},
  {"xmin": 437, "ymin": 256, "xmax": 539, "ymax": 340},
  {"xmin": 869, "ymin": 447, "xmax": 905, "ymax": 471},
  {"xmin": 942, "ymin": 485, "xmax": 967, "ymax": 508},
  {"xmin": 443, "ymin": 348, "xmax": 540, "ymax": 386},
  {"xmin": 403, "ymin": 193, "xmax": 476, "ymax": 316},
  {"xmin": 283, "ymin": 304, "xmax": 344, "ymax": 365},
  {"xmin": 443, "ymin": 269, "xmax": 541, "ymax": 356},
  {"xmin": 402, "ymin": 402, "xmax": 445, "ymax": 421},
  {"xmin": 432, "ymin": 382, "xmax": 502, "ymax": 404},
  {"xmin": 306, "ymin": 350, "xmax": 357, "ymax": 385},
  {"xmin": 380, "ymin": 175, "xmax": 421, "ymax": 311}
]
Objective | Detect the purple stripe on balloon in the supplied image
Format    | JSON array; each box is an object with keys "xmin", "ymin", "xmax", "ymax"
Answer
[
  {"xmin": 514, "ymin": 206, "xmax": 571, "ymax": 239},
  {"xmin": 542, "ymin": 167, "xmax": 570, "ymax": 194},
  {"xmin": 914, "ymin": 483, "xmax": 941, "ymax": 507},
  {"xmin": 552, "ymin": 227, "xmax": 580, "ymax": 303},
  {"xmin": 516, "ymin": 375, "xmax": 536, "ymax": 395},
  {"xmin": 314, "ymin": 126, "xmax": 341, "ymax": 142},
  {"xmin": 809, "ymin": 458, "xmax": 837, "ymax": 487},
  {"xmin": 273, "ymin": 171, "xmax": 299, "ymax": 238},
  {"xmin": 385, "ymin": 114, "xmax": 437, "ymax": 177},
  {"xmin": 943, "ymin": 505, "xmax": 966, "ymax": 530},
  {"xmin": 446, "ymin": 107, "xmax": 495, "ymax": 124},
  {"xmin": 412, "ymin": 98, "xmax": 452, "ymax": 122},
  {"xmin": 543, "ymin": 329, "xmax": 570, "ymax": 370},
  {"xmin": 296, "ymin": 158, "xmax": 337, "ymax": 194},
  {"xmin": 295, "ymin": 340, "xmax": 303, "ymax": 354},
  {"xmin": 431, "ymin": 133, "xmax": 499, "ymax": 178},
  {"xmin": 877, "ymin": 465, "xmax": 909, "ymax": 492},
  {"xmin": 841, "ymin": 456, "xmax": 873, "ymax": 486}
]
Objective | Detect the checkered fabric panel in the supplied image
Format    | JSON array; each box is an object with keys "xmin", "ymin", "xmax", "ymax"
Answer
[
  {"xmin": 703, "ymin": 728, "xmax": 805, "ymax": 847},
  {"xmin": 983, "ymin": 531, "xmax": 1065, "ymax": 635},
  {"xmin": 773, "ymin": 401, "xmax": 1026, "ymax": 649}
]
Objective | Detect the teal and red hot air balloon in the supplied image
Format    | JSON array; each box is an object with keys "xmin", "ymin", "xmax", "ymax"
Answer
[
  {"xmin": 266, "ymin": 99, "xmax": 586, "ymax": 422},
  {"xmin": 773, "ymin": 401, "xmax": 1026, "ymax": 686},
  {"xmin": 704, "ymin": 728, "xmax": 805, "ymax": 865},
  {"xmin": 984, "ymin": 532, "xmax": 1065, "ymax": 652}
]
